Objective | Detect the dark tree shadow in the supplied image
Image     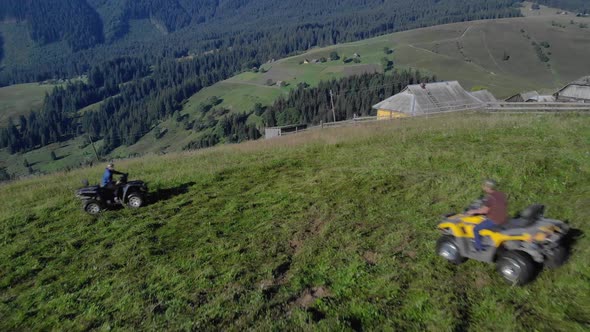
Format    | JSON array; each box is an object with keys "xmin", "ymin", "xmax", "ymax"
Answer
[{"xmin": 148, "ymin": 182, "xmax": 196, "ymax": 205}]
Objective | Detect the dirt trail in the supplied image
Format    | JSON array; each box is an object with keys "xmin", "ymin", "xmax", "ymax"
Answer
[
  {"xmin": 481, "ymin": 30, "xmax": 506, "ymax": 75},
  {"xmin": 411, "ymin": 25, "xmax": 473, "ymax": 48},
  {"xmin": 405, "ymin": 25, "xmax": 502, "ymax": 77}
]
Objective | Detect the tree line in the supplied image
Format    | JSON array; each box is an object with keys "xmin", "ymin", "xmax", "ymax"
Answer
[
  {"xmin": 0, "ymin": 0, "xmax": 104, "ymax": 51},
  {"xmin": 0, "ymin": 57, "xmax": 151, "ymax": 153},
  {"xmin": 263, "ymin": 70, "xmax": 435, "ymax": 127},
  {"xmin": 535, "ymin": 0, "xmax": 589, "ymax": 13}
]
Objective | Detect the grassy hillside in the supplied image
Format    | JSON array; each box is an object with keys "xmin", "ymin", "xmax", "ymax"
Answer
[
  {"xmin": 184, "ymin": 4, "xmax": 590, "ymax": 115},
  {"xmin": 1, "ymin": 113, "xmax": 589, "ymax": 330},
  {"xmin": 0, "ymin": 83, "xmax": 56, "ymax": 125}
]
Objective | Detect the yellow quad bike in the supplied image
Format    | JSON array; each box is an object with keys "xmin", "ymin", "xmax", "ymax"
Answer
[{"xmin": 436, "ymin": 199, "xmax": 570, "ymax": 285}]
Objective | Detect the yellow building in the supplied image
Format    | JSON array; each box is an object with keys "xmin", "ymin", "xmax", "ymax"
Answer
[{"xmin": 376, "ymin": 109, "xmax": 408, "ymax": 119}]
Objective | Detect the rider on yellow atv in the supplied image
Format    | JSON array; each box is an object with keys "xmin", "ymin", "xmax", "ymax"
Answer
[
  {"xmin": 466, "ymin": 179, "xmax": 507, "ymax": 251},
  {"xmin": 436, "ymin": 179, "xmax": 571, "ymax": 285}
]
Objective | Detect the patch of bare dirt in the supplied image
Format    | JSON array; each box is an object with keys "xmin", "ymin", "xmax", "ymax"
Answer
[
  {"xmin": 404, "ymin": 250, "xmax": 417, "ymax": 259},
  {"xmin": 259, "ymin": 216, "xmax": 329, "ymax": 302},
  {"xmin": 288, "ymin": 239, "xmax": 302, "ymax": 253},
  {"xmin": 362, "ymin": 251, "xmax": 379, "ymax": 265},
  {"xmin": 294, "ymin": 286, "xmax": 332, "ymax": 308},
  {"xmin": 473, "ymin": 271, "xmax": 492, "ymax": 288},
  {"xmin": 289, "ymin": 217, "xmax": 327, "ymax": 255}
]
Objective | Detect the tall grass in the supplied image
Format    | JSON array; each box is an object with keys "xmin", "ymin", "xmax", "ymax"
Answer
[{"xmin": 1, "ymin": 113, "xmax": 589, "ymax": 330}]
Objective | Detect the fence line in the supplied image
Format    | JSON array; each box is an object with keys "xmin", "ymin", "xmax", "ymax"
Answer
[
  {"xmin": 486, "ymin": 102, "xmax": 590, "ymax": 111},
  {"xmin": 268, "ymin": 104, "xmax": 590, "ymax": 138}
]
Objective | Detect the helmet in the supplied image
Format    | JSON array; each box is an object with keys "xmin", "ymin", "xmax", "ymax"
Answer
[{"xmin": 483, "ymin": 179, "xmax": 497, "ymax": 189}]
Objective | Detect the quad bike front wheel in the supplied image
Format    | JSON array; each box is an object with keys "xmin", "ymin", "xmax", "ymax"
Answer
[
  {"xmin": 127, "ymin": 193, "xmax": 144, "ymax": 209},
  {"xmin": 436, "ymin": 235, "xmax": 467, "ymax": 265},
  {"xmin": 84, "ymin": 200, "xmax": 102, "ymax": 215},
  {"xmin": 496, "ymin": 250, "xmax": 538, "ymax": 285}
]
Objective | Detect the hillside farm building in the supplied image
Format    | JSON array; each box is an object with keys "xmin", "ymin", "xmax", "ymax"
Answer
[
  {"xmin": 529, "ymin": 95, "xmax": 555, "ymax": 102},
  {"xmin": 469, "ymin": 90, "xmax": 497, "ymax": 103},
  {"xmin": 554, "ymin": 76, "xmax": 590, "ymax": 102},
  {"xmin": 505, "ymin": 91, "xmax": 540, "ymax": 102},
  {"xmin": 373, "ymin": 81, "xmax": 485, "ymax": 118}
]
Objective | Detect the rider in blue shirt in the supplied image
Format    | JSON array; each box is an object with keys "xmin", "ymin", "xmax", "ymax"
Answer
[
  {"xmin": 101, "ymin": 163, "xmax": 124, "ymax": 187},
  {"xmin": 101, "ymin": 163, "xmax": 126, "ymax": 202}
]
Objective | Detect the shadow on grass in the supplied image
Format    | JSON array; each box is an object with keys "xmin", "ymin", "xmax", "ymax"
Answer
[
  {"xmin": 560, "ymin": 227, "xmax": 584, "ymax": 264},
  {"xmin": 536, "ymin": 226, "xmax": 584, "ymax": 276},
  {"xmin": 148, "ymin": 182, "xmax": 196, "ymax": 205}
]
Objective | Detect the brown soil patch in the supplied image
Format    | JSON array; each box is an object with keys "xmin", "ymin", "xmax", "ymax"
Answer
[
  {"xmin": 404, "ymin": 250, "xmax": 417, "ymax": 259},
  {"xmin": 288, "ymin": 239, "xmax": 302, "ymax": 253},
  {"xmin": 474, "ymin": 271, "xmax": 492, "ymax": 288},
  {"xmin": 294, "ymin": 286, "xmax": 332, "ymax": 308},
  {"xmin": 288, "ymin": 217, "xmax": 327, "ymax": 255},
  {"xmin": 261, "ymin": 216, "xmax": 329, "ymax": 302},
  {"xmin": 362, "ymin": 251, "xmax": 379, "ymax": 265}
]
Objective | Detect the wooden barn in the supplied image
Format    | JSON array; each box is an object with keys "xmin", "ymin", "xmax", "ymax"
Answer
[
  {"xmin": 554, "ymin": 76, "xmax": 590, "ymax": 102},
  {"xmin": 373, "ymin": 81, "xmax": 485, "ymax": 118},
  {"xmin": 505, "ymin": 91, "xmax": 540, "ymax": 102},
  {"xmin": 469, "ymin": 90, "xmax": 497, "ymax": 103}
]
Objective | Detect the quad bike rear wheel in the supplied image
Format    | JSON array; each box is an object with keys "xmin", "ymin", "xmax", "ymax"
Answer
[
  {"xmin": 84, "ymin": 200, "xmax": 102, "ymax": 215},
  {"xmin": 436, "ymin": 235, "xmax": 467, "ymax": 265},
  {"xmin": 496, "ymin": 250, "xmax": 538, "ymax": 285},
  {"xmin": 544, "ymin": 245, "xmax": 569, "ymax": 269},
  {"xmin": 127, "ymin": 193, "xmax": 144, "ymax": 209}
]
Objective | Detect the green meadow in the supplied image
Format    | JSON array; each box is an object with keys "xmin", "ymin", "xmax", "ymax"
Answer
[
  {"xmin": 0, "ymin": 83, "xmax": 56, "ymax": 125},
  {"xmin": 1, "ymin": 113, "xmax": 589, "ymax": 330}
]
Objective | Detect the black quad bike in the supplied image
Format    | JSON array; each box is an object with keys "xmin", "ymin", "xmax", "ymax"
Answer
[{"xmin": 75, "ymin": 174, "xmax": 148, "ymax": 215}]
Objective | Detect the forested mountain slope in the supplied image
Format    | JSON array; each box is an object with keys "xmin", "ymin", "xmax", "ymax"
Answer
[
  {"xmin": 0, "ymin": 0, "xmax": 521, "ymax": 85},
  {"xmin": 0, "ymin": 0, "xmax": 528, "ymax": 176},
  {"xmin": 0, "ymin": 0, "xmax": 104, "ymax": 51},
  {"xmin": 1, "ymin": 2, "xmax": 589, "ymax": 178}
]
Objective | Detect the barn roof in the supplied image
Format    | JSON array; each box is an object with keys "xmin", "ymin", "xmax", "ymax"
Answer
[
  {"xmin": 569, "ymin": 76, "xmax": 590, "ymax": 86},
  {"xmin": 554, "ymin": 76, "xmax": 590, "ymax": 101},
  {"xmin": 470, "ymin": 90, "xmax": 497, "ymax": 103},
  {"xmin": 505, "ymin": 91, "xmax": 539, "ymax": 102},
  {"xmin": 520, "ymin": 91, "xmax": 539, "ymax": 101},
  {"xmin": 373, "ymin": 81, "xmax": 484, "ymax": 115},
  {"xmin": 528, "ymin": 95, "xmax": 555, "ymax": 102}
]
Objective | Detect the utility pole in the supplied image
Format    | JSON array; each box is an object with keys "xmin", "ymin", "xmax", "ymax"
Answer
[
  {"xmin": 87, "ymin": 133, "xmax": 100, "ymax": 162},
  {"xmin": 329, "ymin": 89, "xmax": 336, "ymax": 122}
]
